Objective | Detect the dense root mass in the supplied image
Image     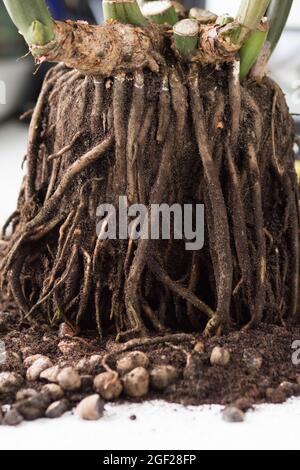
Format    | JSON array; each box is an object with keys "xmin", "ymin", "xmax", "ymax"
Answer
[{"xmin": 0, "ymin": 61, "xmax": 299, "ymax": 340}]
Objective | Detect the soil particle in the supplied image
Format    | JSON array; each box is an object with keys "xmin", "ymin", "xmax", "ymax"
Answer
[
  {"xmin": 42, "ymin": 384, "xmax": 64, "ymax": 401},
  {"xmin": 122, "ymin": 367, "xmax": 150, "ymax": 398},
  {"xmin": 58, "ymin": 323, "xmax": 75, "ymax": 338},
  {"xmin": 150, "ymin": 365, "xmax": 179, "ymax": 391},
  {"xmin": 3, "ymin": 408, "xmax": 23, "ymax": 426},
  {"xmin": 210, "ymin": 347, "xmax": 231, "ymax": 367},
  {"xmin": 58, "ymin": 340, "xmax": 80, "ymax": 355},
  {"xmin": 57, "ymin": 367, "xmax": 81, "ymax": 391},
  {"xmin": 76, "ymin": 394, "xmax": 104, "ymax": 420},
  {"xmin": 40, "ymin": 365, "xmax": 60, "ymax": 383},
  {"xmin": 26, "ymin": 357, "xmax": 53, "ymax": 381},
  {"xmin": 116, "ymin": 351, "xmax": 150, "ymax": 375},
  {"xmin": 222, "ymin": 406, "xmax": 245, "ymax": 423},
  {"xmin": 265, "ymin": 388, "xmax": 286, "ymax": 404},
  {"xmin": 45, "ymin": 399, "xmax": 69, "ymax": 419},
  {"xmin": 0, "ymin": 372, "xmax": 23, "ymax": 394},
  {"xmin": 193, "ymin": 341, "xmax": 205, "ymax": 354},
  {"xmin": 94, "ymin": 372, "xmax": 123, "ymax": 400},
  {"xmin": 242, "ymin": 349, "xmax": 263, "ymax": 371},
  {"xmin": 183, "ymin": 353, "xmax": 206, "ymax": 380},
  {"xmin": 129, "ymin": 414, "xmax": 137, "ymax": 421}
]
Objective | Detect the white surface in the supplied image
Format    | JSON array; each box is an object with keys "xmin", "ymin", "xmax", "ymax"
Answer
[{"xmin": 0, "ymin": 123, "xmax": 300, "ymax": 451}]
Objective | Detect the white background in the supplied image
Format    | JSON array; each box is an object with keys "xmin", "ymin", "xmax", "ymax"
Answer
[{"xmin": 0, "ymin": 122, "xmax": 300, "ymax": 450}]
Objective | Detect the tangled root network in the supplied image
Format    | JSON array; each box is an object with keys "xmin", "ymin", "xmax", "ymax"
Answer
[{"xmin": 0, "ymin": 61, "xmax": 299, "ymax": 340}]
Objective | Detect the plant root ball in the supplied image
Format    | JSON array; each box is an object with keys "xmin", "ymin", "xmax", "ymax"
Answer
[
  {"xmin": 94, "ymin": 372, "xmax": 123, "ymax": 401},
  {"xmin": 116, "ymin": 351, "xmax": 150, "ymax": 375},
  {"xmin": 150, "ymin": 365, "xmax": 179, "ymax": 391},
  {"xmin": 76, "ymin": 394, "xmax": 104, "ymax": 421},
  {"xmin": 122, "ymin": 367, "xmax": 150, "ymax": 398},
  {"xmin": 210, "ymin": 347, "xmax": 231, "ymax": 367}
]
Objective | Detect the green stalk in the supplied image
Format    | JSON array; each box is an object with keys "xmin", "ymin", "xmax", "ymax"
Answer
[
  {"xmin": 103, "ymin": 0, "xmax": 147, "ymax": 25},
  {"xmin": 189, "ymin": 8, "xmax": 217, "ymax": 24},
  {"xmin": 3, "ymin": 0, "xmax": 54, "ymax": 46},
  {"xmin": 267, "ymin": 0, "xmax": 293, "ymax": 53},
  {"xmin": 173, "ymin": 18, "xmax": 199, "ymax": 55},
  {"xmin": 142, "ymin": 1, "xmax": 178, "ymax": 25},
  {"xmin": 240, "ymin": 19, "xmax": 269, "ymax": 80},
  {"xmin": 233, "ymin": 0, "xmax": 271, "ymax": 45}
]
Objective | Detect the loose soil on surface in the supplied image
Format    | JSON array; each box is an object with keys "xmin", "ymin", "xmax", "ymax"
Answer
[{"xmin": 1, "ymin": 301, "xmax": 299, "ymax": 415}]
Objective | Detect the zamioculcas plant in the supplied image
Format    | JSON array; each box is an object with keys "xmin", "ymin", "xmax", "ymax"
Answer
[{"xmin": 0, "ymin": 0, "xmax": 299, "ymax": 341}]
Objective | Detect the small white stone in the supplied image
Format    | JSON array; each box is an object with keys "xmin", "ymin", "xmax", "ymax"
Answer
[
  {"xmin": 0, "ymin": 372, "xmax": 23, "ymax": 394},
  {"xmin": 26, "ymin": 357, "xmax": 53, "ymax": 381},
  {"xmin": 210, "ymin": 347, "xmax": 231, "ymax": 367},
  {"xmin": 57, "ymin": 367, "xmax": 81, "ymax": 391},
  {"xmin": 76, "ymin": 394, "xmax": 104, "ymax": 421},
  {"xmin": 40, "ymin": 365, "xmax": 60, "ymax": 383}
]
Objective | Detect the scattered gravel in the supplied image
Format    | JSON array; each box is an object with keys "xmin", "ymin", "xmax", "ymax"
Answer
[
  {"xmin": 117, "ymin": 351, "xmax": 149, "ymax": 375},
  {"xmin": 94, "ymin": 372, "xmax": 123, "ymax": 400},
  {"xmin": 57, "ymin": 367, "xmax": 81, "ymax": 391},
  {"xmin": 122, "ymin": 367, "xmax": 149, "ymax": 398},
  {"xmin": 26, "ymin": 357, "xmax": 53, "ymax": 381},
  {"xmin": 76, "ymin": 394, "xmax": 104, "ymax": 421}
]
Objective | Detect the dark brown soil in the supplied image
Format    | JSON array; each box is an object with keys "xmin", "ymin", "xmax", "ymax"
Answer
[{"xmin": 1, "ymin": 303, "xmax": 299, "ymax": 409}]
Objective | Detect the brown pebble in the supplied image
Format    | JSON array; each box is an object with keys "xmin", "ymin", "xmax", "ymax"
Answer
[
  {"xmin": 233, "ymin": 398, "xmax": 254, "ymax": 412},
  {"xmin": 193, "ymin": 341, "xmax": 205, "ymax": 354},
  {"xmin": 45, "ymin": 399, "xmax": 69, "ymax": 419},
  {"xmin": 266, "ymin": 387, "xmax": 286, "ymax": 404},
  {"xmin": 89, "ymin": 355, "xmax": 102, "ymax": 370},
  {"xmin": 76, "ymin": 394, "xmax": 104, "ymax": 421},
  {"xmin": 130, "ymin": 414, "xmax": 137, "ymax": 421},
  {"xmin": 23, "ymin": 354, "xmax": 45, "ymax": 368},
  {"xmin": 16, "ymin": 388, "xmax": 38, "ymax": 402},
  {"xmin": 117, "ymin": 351, "xmax": 149, "ymax": 375},
  {"xmin": 3, "ymin": 408, "xmax": 23, "ymax": 426},
  {"xmin": 42, "ymin": 384, "xmax": 64, "ymax": 401},
  {"xmin": 75, "ymin": 358, "xmax": 92, "ymax": 375},
  {"xmin": 57, "ymin": 367, "xmax": 81, "ymax": 391},
  {"xmin": 40, "ymin": 365, "xmax": 60, "ymax": 383},
  {"xmin": 16, "ymin": 393, "xmax": 52, "ymax": 421},
  {"xmin": 150, "ymin": 365, "xmax": 178, "ymax": 391},
  {"xmin": 242, "ymin": 349, "xmax": 263, "ymax": 371},
  {"xmin": 122, "ymin": 367, "xmax": 149, "ymax": 398},
  {"xmin": 279, "ymin": 381, "xmax": 296, "ymax": 397},
  {"xmin": 222, "ymin": 406, "xmax": 245, "ymax": 423},
  {"xmin": 0, "ymin": 372, "xmax": 23, "ymax": 394},
  {"xmin": 94, "ymin": 372, "xmax": 123, "ymax": 400},
  {"xmin": 210, "ymin": 347, "xmax": 231, "ymax": 367},
  {"xmin": 58, "ymin": 323, "xmax": 75, "ymax": 338},
  {"xmin": 26, "ymin": 357, "xmax": 53, "ymax": 381}
]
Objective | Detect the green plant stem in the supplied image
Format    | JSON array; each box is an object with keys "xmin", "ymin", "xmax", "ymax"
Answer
[
  {"xmin": 233, "ymin": 0, "xmax": 271, "ymax": 45},
  {"xmin": 173, "ymin": 18, "xmax": 199, "ymax": 55},
  {"xmin": 240, "ymin": 19, "xmax": 269, "ymax": 80},
  {"xmin": 267, "ymin": 0, "xmax": 293, "ymax": 52},
  {"xmin": 189, "ymin": 8, "xmax": 217, "ymax": 24},
  {"xmin": 142, "ymin": 1, "xmax": 178, "ymax": 25},
  {"xmin": 103, "ymin": 0, "xmax": 147, "ymax": 25},
  {"xmin": 3, "ymin": 0, "xmax": 54, "ymax": 46}
]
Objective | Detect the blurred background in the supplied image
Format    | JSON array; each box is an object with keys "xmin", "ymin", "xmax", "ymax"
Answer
[{"xmin": 0, "ymin": 0, "xmax": 299, "ymax": 222}]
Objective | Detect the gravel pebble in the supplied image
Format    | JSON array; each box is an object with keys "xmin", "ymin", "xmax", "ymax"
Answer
[
  {"xmin": 89, "ymin": 355, "xmax": 102, "ymax": 370},
  {"xmin": 94, "ymin": 372, "xmax": 123, "ymax": 400},
  {"xmin": 122, "ymin": 367, "xmax": 149, "ymax": 398},
  {"xmin": 222, "ymin": 406, "xmax": 245, "ymax": 423},
  {"xmin": 0, "ymin": 372, "xmax": 23, "ymax": 394},
  {"xmin": 58, "ymin": 340, "xmax": 79, "ymax": 355},
  {"xmin": 3, "ymin": 408, "xmax": 23, "ymax": 426},
  {"xmin": 75, "ymin": 358, "xmax": 92, "ymax": 375},
  {"xmin": 58, "ymin": 323, "xmax": 75, "ymax": 338},
  {"xmin": 42, "ymin": 384, "xmax": 64, "ymax": 401},
  {"xmin": 150, "ymin": 365, "xmax": 178, "ymax": 391},
  {"xmin": 16, "ymin": 388, "xmax": 38, "ymax": 402},
  {"xmin": 193, "ymin": 341, "xmax": 205, "ymax": 354},
  {"xmin": 26, "ymin": 357, "xmax": 53, "ymax": 381},
  {"xmin": 76, "ymin": 394, "xmax": 104, "ymax": 420},
  {"xmin": 242, "ymin": 349, "xmax": 263, "ymax": 371},
  {"xmin": 40, "ymin": 365, "xmax": 60, "ymax": 383},
  {"xmin": 23, "ymin": 354, "xmax": 45, "ymax": 368},
  {"xmin": 210, "ymin": 347, "xmax": 231, "ymax": 367},
  {"xmin": 117, "ymin": 351, "xmax": 149, "ymax": 375},
  {"xmin": 16, "ymin": 393, "xmax": 52, "ymax": 421},
  {"xmin": 57, "ymin": 367, "xmax": 81, "ymax": 391},
  {"xmin": 45, "ymin": 399, "xmax": 69, "ymax": 419}
]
